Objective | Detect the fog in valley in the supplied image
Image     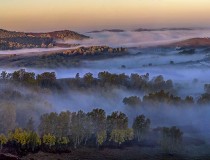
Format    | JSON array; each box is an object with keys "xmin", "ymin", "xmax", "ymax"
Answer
[
  {"xmin": 1, "ymin": 29, "xmax": 210, "ymax": 154},
  {"xmin": 68, "ymin": 29, "xmax": 210, "ymax": 47}
]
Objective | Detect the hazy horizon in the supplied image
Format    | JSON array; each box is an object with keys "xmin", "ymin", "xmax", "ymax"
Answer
[{"xmin": 1, "ymin": 0, "xmax": 210, "ymax": 32}]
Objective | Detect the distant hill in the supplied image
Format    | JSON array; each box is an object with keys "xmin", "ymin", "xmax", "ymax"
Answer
[
  {"xmin": 26, "ymin": 30, "xmax": 89, "ymax": 40},
  {"xmin": 88, "ymin": 29, "xmax": 125, "ymax": 33},
  {"xmin": 88, "ymin": 28, "xmax": 194, "ymax": 33},
  {"xmin": 0, "ymin": 29, "xmax": 89, "ymax": 50},
  {"xmin": 0, "ymin": 29, "xmax": 26, "ymax": 38},
  {"xmin": 168, "ymin": 38, "xmax": 210, "ymax": 47},
  {"xmin": 0, "ymin": 29, "xmax": 89, "ymax": 40},
  {"xmin": 135, "ymin": 28, "xmax": 193, "ymax": 32}
]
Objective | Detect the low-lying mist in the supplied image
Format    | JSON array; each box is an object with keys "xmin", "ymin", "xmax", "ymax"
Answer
[
  {"xmin": 1, "ymin": 29, "xmax": 210, "ymax": 148},
  {"xmin": 2, "ymin": 79, "xmax": 210, "ymax": 157},
  {"xmin": 0, "ymin": 47, "xmax": 70, "ymax": 55},
  {"xmin": 64, "ymin": 29, "xmax": 210, "ymax": 48},
  {"xmin": 1, "ymin": 46, "xmax": 209, "ymax": 97},
  {"xmin": 49, "ymin": 88, "xmax": 210, "ymax": 137},
  {"xmin": 2, "ymin": 82, "xmax": 210, "ymax": 143}
]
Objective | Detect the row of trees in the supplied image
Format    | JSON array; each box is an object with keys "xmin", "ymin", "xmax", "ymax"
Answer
[
  {"xmin": 38, "ymin": 109, "xmax": 135, "ymax": 148},
  {"xmin": 0, "ymin": 70, "xmax": 174, "ymax": 93},
  {"xmin": 0, "ymin": 37, "xmax": 54, "ymax": 50},
  {"xmin": 0, "ymin": 109, "xmax": 183, "ymax": 155},
  {"xmin": 2, "ymin": 70, "xmax": 210, "ymax": 105},
  {"xmin": 123, "ymin": 90, "xmax": 210, "ymax": 106}
]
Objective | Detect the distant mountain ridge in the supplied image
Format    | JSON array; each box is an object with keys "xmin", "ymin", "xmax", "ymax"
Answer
[
  {"xmin": 0, "ymin": 29, "xmax": 26, "ymax": 38},
  {"xmin": 134, "ymin": 28, "xmax": 193, "ymax": 32},
  {"xmin": 0, "ymin": 29, "xmax": 89, "ymax": 40},
  {"xmin": 88, "ymin": 29, "xmax": 125, "ymax": 33},
  {"xmin": 0, "ymin": 29, "xmax": 89, "ymax": 50},
  {"xmin": 168, "ymin": 38, "xmax": 210, "ymax": 47},
  {"xmin": 88, "ymin": 28, "xmax": 194, "ymax": 33}
]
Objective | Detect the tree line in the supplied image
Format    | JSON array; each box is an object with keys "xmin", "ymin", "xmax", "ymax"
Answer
[
  {"xmin": 0, "ymin": 109, "xmax": 183, "ymax": 155},
  {"xmin": 0, "ymin": 69, "xmax": 174, "ymax": 93},
  {"xmin": 123, "ymin": 90, "xmax": 210, "ymax": 106},
  {"xmin": 1, "ymin": 69, "xmax": 210, "ymax": 106}
]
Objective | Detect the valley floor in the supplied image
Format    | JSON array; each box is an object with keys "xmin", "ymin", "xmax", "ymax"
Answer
[{"xmin": 21, "ymin": 145, "xmax": 210, "ymax": 160}]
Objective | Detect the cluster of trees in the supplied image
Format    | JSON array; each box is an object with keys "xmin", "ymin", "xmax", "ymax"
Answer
[
  {"xmin": 0, "ymin": 109, "xmax": 183, "ymax": 155},
  {"xmin": 123, "ymin": 90, "xmax": 210, "ymax": 107},
  {"xmin": 0, "ymin": 70, "xmax": 174, "ymax": 94},
  {"xmin": 1, "ymin": 70, "xmax": 210, "ymax": 108},
  {"xmin": 161, "ymin": 126, "xmax": 183, "ymax": 153},
  {"xmin": 0, "ymin": 36, "xmax": 54, "ymax": 50},
  {"xmin": 38, "ymin": 109, "xmax": 134, "ymax": 148},
  {"xmin": 123, "ymin": 96, "xmax": 141, "ymax": 106}
]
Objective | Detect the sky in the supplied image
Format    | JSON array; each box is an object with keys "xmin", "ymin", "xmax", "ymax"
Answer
[{"xmin": 1, "ymin": 0, "xmax": 210, "ymax": 32}]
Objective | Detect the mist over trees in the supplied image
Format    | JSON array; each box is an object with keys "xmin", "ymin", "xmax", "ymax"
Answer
[
  {"xmin": 0, "ymin": 69, "xmax": 210, "ymax": 131},
  {"xmin": 0, "ymin": 108, "xmax": 184, "ymax": 155},
  {"xmin": 0, "ymin": 69, "xmax": 209, "ymax": 157}
]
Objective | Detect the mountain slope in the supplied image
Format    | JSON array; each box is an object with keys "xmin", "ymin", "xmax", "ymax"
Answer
[
  {"xmin": 0, "ymin": 29, "xmax": 89, "ymax": 50},
  {"xmin": 169, "ymin": 38, "xmax": 210, "ymax": 47},
  {"xmin": 26, "ymin": 30, "xmax": 89, "ymax": 40}
]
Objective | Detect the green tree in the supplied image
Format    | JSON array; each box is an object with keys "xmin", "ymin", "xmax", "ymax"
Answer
[
  {"xmin": 125, "ymin": 128, "xmax": 134, "ymax": 141},
  {"xmin": 107, "ymin": 111, "xmax": 128, "ymax": 134},
  {"xmin": 110, "ymin": 128, "xmax": 134, "ymax": 146},
  {"xmin": 184, "ymin": 96, "xmax": 194, "ymax": 104},
  {"xmin": 57, "ymin": 111, "xmax": 71, "ymax": 138},
  {"xmin": 43, "ymin": 133, "xmax": 56, "ymax": 149},
  {"xmin": 123, "ymin": 96, "xmax": 141, "ymax": 106},
  {"xmin": 97, "ymin": 131, "xmax": 107, "ymax": 146},
  {"xmin": 83, "ymin": 72, "xmax": 94, "ymax": 87},
  {"xmin": 161, "ymin": 126, "xmax": 183, "ymax": 153},
  {"xmin": 70, "ymin": 110, "xmax": 86, "ymax": 148},
  {"xmin": 36, "ymin": 72, "xmax": 56, "ymax": 88},
  {"xmin": 28, "ymin": 131, "xmax": 41, "ymax": 152},
  {"xmin": 0, "ymin": 134, "xmax": 7, "ymax": 150},
  {"xmin": 39, "ymin": 112, "xmax": 58, "ymax": 136},
  {"xmin": 8, "ymin": 128, "xmax": 29, "ymax": 149},
  {"xmin": 132, "ymin": 115, "xmax": 150, "ymax": 142},
  {"xmin": 88, "ymin": 109, "xmax": 106, "ymax": 146},
  {"xmin": 57, "ymin": 137, "xmax": 69, "ymax": 145},
  {"xmin": 88, "ymin": 109, "xmax": 106, "ymax": 133}
]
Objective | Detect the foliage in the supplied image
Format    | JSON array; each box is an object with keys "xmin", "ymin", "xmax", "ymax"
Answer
[
  {"xmin": 43, "ymin": 133, "xmax": 56, "ymax": 148},
  {"xmin": 143, "ymin": 90, "xmax": 182, "ymax": 106},
  {"xmin": 123, "ymin": 96, "xmax": 141, "ymax": 106},
  {"xmin": 107, "ymin": 111, "xmax": 128, "ymax": 134},
  {"xmin": 0, "ymin": 134, "xmax": 8, "ymax": 150},
  {"xmin": 161, "ymin": 126, "xmax": 183, "ymax": 153},
  {"xmin": 110, "ymin": 129, "xmax": 134, "ymax": 146},
  {"xmin": 0, "ymin": 103, "xmax": 16, "ymax": 134},
  {"xmin": 70, "ymin": 110, "xmax": 87, "ymax": 148},
  {"xmin": 27, "ymin": 131, "xmax": 41, "ymax": 151},
  {"xmin": 132, "ymin": 115, "xmax": 150, "ymax": 142},
  {"xmin": 8, "ymin": 128, "xmax": 41, "ymax": 151},
  {"xmin": 97, "ymin": 131, "xmax": 107, "ymax": 146},
  {"xmin": 57, "ymin": 137, "xmax": 69, "ymax": 145}
]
